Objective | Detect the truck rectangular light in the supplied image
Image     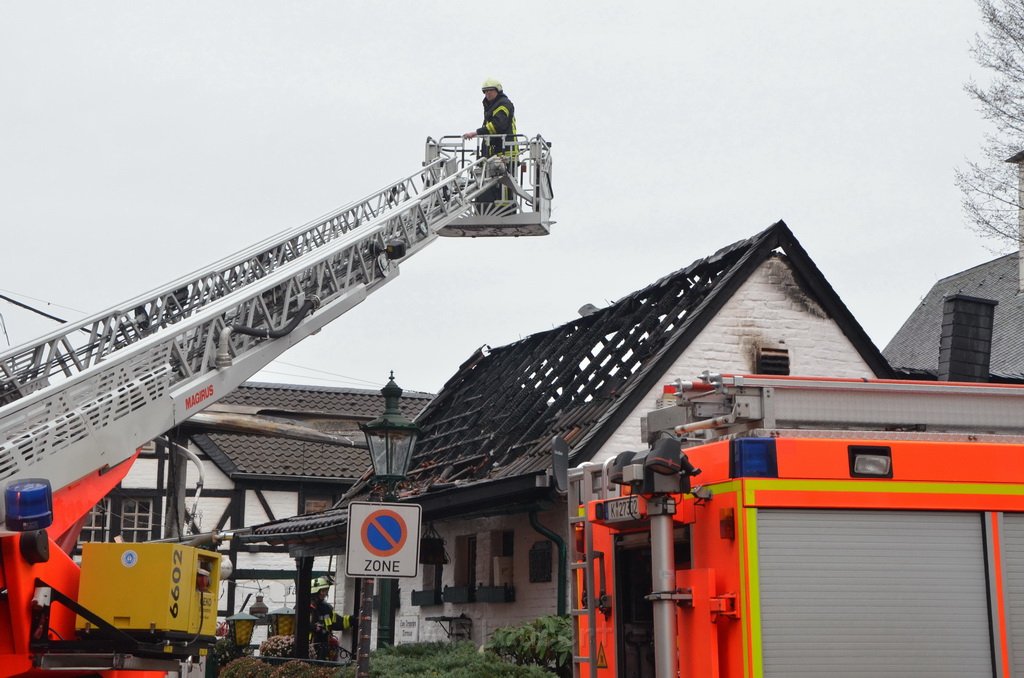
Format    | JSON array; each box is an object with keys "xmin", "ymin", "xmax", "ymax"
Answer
[{"xmin": 849, "ymin": 446, "xmax": 892, "ymax": 478}]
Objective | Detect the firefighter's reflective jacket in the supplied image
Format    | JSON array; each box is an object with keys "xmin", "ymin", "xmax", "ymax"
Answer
[{"xmin": 476, "ymin": 91, "xmax": 517, "ymax": 157}]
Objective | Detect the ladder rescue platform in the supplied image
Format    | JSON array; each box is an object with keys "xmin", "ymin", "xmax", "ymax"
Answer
[{"xmin": 432, "ymin": 134, "xmax": 553, "ymax": 237}]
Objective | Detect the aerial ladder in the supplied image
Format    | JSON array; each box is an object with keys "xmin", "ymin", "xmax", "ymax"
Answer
[{"xmin": 0, "ymin": 133, "xmax": 552, "ymax": 675}]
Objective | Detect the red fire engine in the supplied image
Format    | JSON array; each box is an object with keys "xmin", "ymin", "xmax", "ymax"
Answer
[{"xmin": 570, "ymin": 373, "xmax": 1024, "ymax": 678}]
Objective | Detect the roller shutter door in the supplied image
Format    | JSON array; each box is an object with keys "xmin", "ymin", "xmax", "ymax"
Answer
[
  {"xmin": 1003, "ymin": 513, "xmax": 1024, "ymax": 672},
  {"xmin": 757, "ymin": 509, "xmax": 992, "ymax": 677}
]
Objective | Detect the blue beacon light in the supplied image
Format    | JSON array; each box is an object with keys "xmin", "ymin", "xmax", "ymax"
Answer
[
  {"xmin": 5, "ymin": 479, "xmax": 53, "ymax": 531},
  {"xmin": 730, "ymin": 438, "xmax": 779, "ymax": 478}
]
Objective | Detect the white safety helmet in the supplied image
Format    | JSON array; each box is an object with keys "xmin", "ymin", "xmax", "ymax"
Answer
[
  {"xmin": 311, "ymin": 576, "xmax": 333, "ymax": 593},
  {"xmin": 481, "ymin": 78, "xmax": 503, "ymax": 92}
]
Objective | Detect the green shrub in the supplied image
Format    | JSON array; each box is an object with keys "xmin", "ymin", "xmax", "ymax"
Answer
[
  {"xmin": 219, "ymin": 656, "xmax": 275, "ymax": 678},
  {"xmin": 212, "ymin": 637, "xmax": 248, "ymax": 668},
  {"xmin": 367, "ymin": 641, "xmax": 549, "ymax": 678},
  {"xmin": 269, "ymin": 660, "xmax": 343, "ymax": 678},
  {"xmin": 486, "ymin": 615, "xmax": 573, "ymax": 677},
  {"xmin": 221, "ymin": 656, "xmax": 345, "ymax": 678}
]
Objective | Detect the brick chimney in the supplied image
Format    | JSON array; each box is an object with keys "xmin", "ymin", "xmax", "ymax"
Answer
[
  {"xmin": 1004, "ymin": 151, "xmax": 1024, "ymax": 292},
  {"xmin": 937, "ymin": 294, "xmax": 997, "ymax": 382}
]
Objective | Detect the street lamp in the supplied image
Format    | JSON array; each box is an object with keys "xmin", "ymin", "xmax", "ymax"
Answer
[
  {"xmin": 226, "ymin": 611, "xmax": 259, "ymax": 649},
  {"xmin": 268, "ymin": 607, "xmax": 296, "ymax": 637},
  {"xmin": 360, "ymin": 372, "xmax": 420, "ymax": 488},
  {"xmin": 249, "ymin": 595, "xmax": 269, "ymax": 623},
  {"xmin": 355, "ymin": 372, "xmax": 421, "ymax": 674}
]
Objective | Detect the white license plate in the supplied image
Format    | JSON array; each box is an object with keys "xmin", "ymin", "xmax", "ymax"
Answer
[{"xmin": 602, "ymin": 496, "xmax": 640, "ymax": 522}]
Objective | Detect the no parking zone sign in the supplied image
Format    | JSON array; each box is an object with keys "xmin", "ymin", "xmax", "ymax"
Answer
[{"xmin": 346, "ymin": 502, "xmax": 421, "ymax": 579}]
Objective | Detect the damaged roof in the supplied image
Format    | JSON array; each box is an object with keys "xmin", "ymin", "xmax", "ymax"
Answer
[
  {"xmin": 884, "ymin": 253, "xmax": 1024, "ymax": 382},
  {"xmin": 187, "ymin": 382, "xmax": 433, "ymax": 482},
  {"xmin": 405, "ymin": 219, "xmax": 888, "ymax": 488},
  {"xmin": 245, "ymin": 220, "xmax": 889, "ymax": 547}
]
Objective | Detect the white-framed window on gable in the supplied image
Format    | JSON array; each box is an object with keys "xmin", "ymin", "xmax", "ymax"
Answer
[
  {"xmin": 119, "ymin": 497, "xmax": 154, "ymax": 542},
  {"xmin": 80, "ymin": 498, "xmax": 110, "ymax": 543}
]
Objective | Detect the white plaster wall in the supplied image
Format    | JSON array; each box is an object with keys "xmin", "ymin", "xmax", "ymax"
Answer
[
  {"xmin": 338, "ymin": 505, "xmax": 570, "ymax": 647},
  {"xmin": 593, "ymin": 257, "xmax": 878, "ymax": 463},
  {"xmin": 244, "ymin": 489, "xmax": 296, "ymax": 526},
  {"xmin": 235, "ymin": 549, "xmax": 296, "ymax": 573},
  {"xmin": 190, "ymin": 497, "xmax": 231, "ymax": 534},
  {"xmin": 121, "ymin": 456, "xmax": 160, "ymax": 487},
  {"xmin": 186, "ymin": 452, "xmax": 233, "ymax": 491}
]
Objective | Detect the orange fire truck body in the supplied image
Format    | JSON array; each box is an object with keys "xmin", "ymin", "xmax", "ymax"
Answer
[{"xmin": 570, "ymin": 375, "xmax": 1024, "ymax": 678}]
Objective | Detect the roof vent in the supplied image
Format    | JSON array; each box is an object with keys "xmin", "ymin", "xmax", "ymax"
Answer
[{"xmin": 755, "ymin": 347, "xmax": 790, "ymax": 375}]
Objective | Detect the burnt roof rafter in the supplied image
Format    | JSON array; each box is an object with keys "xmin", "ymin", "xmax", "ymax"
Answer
[{"xmin": 409, "ymin": 225, "xmax": 764, "ymax": 482}]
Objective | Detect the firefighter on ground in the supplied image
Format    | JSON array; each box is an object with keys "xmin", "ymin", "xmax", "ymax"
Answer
[
  {"xmin": 463, "ymin": 78, "xmax": 517, "ymax": 206},
  {"xmin": 309, "ymin": 576, "xmax": 337, "ymax": 660}
]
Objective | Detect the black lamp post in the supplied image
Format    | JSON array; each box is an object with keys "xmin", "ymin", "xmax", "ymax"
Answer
[{"xmin": 354, "ymin": 372, "xmax": 420, "ymax": 676}]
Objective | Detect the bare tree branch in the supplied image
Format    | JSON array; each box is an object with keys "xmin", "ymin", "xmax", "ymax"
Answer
[{"xmin": 961, "ymin": 0, "xmax": 1024, "ymax": 250}]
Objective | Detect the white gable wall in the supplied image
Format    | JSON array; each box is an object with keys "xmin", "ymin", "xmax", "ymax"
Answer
[
  {"xmin": 185, "ymin": 452, "xmax": 233, "ymax": 491},
  {"xmin": 593, "ymin": 257, "xmax": 877, "ymax": 463}
]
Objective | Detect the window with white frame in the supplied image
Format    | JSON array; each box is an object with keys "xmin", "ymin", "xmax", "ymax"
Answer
[
  {"xmin": 119, "ymin": 498, "xmax": 154, "ymax": 542},
  {"xmin": 80, "ymin": 498, "xmax": 110, "ymax": 543}
]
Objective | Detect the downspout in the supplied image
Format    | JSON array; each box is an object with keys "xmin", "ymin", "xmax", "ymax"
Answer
[{"xmin": 529, "ymin": 511, "xmax": 567, "ymax": 617}]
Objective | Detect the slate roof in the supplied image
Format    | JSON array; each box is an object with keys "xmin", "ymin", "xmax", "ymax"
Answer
[
  {"xmin": 884, "ymin": 253, "xmax": 1024, "ymax": 382},
  {"xmin": 189, "ymin": 382, "xmax": 434, "ymax": 482},
  {"xmin": 192, "ymin": 432, "xmax": 370, "ymax": 480},
  {"xmin": 245, "ymin": 220, "xmax": 890, "ymax": 546},
  {"xmin": 215, "ymin": 381, "xmax": 433, "ymax": 419}
]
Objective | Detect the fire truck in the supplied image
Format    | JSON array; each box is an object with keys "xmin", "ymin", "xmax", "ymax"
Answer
[
  {"xmin": 0, "ymin": 134, "xmax": 552, "ymax": 676},
  {"xmin": 569, "ymin": 372, "xmax": 1024, "ymax": 678}
]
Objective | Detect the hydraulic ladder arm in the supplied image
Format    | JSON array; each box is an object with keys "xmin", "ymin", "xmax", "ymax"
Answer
[{"xmin": 0, "ymin": 134, "xmax": 554, "ymax": 534}]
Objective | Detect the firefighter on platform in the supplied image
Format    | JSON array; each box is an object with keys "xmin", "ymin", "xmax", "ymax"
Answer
[
  {"xmin": 309, "ymin": 576, "xmax": 337, "ymax": 660},
  {"xmin": 463, "ymin": 78, "xmax": 517, "ymax": 158},
  {"xmin": 463, "ymin": 79, "xmax": 518, "ymax": 208}
]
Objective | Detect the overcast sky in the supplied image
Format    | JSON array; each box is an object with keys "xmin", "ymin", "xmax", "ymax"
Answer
[{"xmin": 0, "ymin": 1, "xmax": 1000, "ymax": 395}]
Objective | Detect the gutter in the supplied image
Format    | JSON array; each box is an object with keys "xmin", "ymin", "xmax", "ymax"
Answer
[{"xmin": 529, "ymin": 511, "xmax": 567, "ymax": 616}]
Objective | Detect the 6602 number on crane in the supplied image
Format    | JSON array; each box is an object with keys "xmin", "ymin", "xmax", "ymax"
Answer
[{"xmin": 169, "ymin": 548, "xmax": 184, "ymax": 618}]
